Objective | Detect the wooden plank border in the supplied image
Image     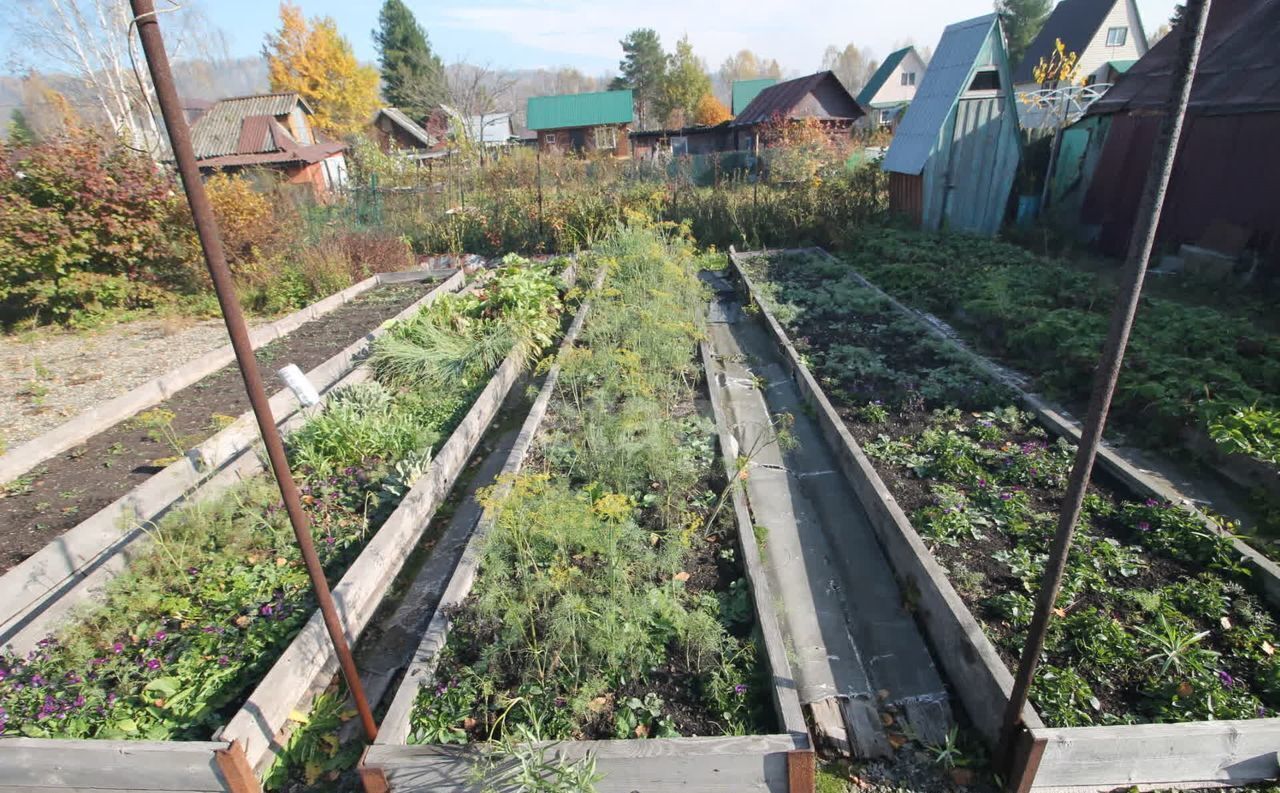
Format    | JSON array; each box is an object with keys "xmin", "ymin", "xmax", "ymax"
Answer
[
  {"xmin": 0, "ymin": 269, "xmax": 450, "ymax": 488},
  {"xmin": 0, "ymin": 738, "xmax": 232, "ymax": 791},
  {"xmin": 0, "ymin": 271, "xmax": 468, "ymax": 652},
  {"xmin": 725, "ymin": 248, "xmax": 1042, "ymax": 749}
]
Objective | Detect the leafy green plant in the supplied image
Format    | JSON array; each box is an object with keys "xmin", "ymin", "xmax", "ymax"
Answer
[{"xmin": 1209, "ymin": 405, "xmax": 1280, "ymax": 466}]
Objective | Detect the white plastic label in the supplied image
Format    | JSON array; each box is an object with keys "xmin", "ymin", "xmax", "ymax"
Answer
[{"xmin": 278, "ymin": 364, "xmax": 321, "ymax": 408}]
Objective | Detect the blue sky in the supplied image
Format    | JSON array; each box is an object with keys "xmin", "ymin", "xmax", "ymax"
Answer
[{"xmin": 3, "ymin": 0, "xmax": 1180, "ymax": 77}]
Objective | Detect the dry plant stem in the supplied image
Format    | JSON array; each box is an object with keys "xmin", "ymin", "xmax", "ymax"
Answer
[
  {"xmin": 129, "ymin": 0, "xmax": 378, "ymax": 741},
  {"xmin": 998, "ymin": 0, "xmax": 1213, "ymax": 767}
]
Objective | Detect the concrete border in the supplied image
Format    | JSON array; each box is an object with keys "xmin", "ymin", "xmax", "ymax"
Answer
[
  {"xmin": 0, "ymin": 272, "xmax": 468, "ymax": 652},
  {"xmin": 0, "ymin": 269, "xmax": 452, "ymax": 487}
]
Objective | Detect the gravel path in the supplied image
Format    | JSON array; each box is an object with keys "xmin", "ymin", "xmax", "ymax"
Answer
[{"xmin": 0, "ymin": 317, "xmax": 263, "ymax": 452}]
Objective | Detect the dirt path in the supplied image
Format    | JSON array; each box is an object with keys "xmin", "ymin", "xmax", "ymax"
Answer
[{"xmin": 0, "ymin": 283, "xmax": 434, "ymax": 574}]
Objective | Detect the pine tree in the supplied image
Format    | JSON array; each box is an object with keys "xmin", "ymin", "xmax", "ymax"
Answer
[
  {"xmin": 610, "ymin": 29, "xmax": 667, "ymax": 129},
  {"xmin": 264, "ymin": 3, "xmax": 381, "ymax": 137},
  {"xmin": 998, "ymin": 0, "xmax": 1052, "ymax": 67},
  {"xmin": 373, "ymin": 0, "xmax": 445, "ymax": 117},
  {"xmin": 658, "ymin": 36, "xmax": 712, "ymax": 127}
]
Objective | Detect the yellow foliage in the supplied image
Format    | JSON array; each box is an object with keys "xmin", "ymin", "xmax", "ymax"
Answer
[
  {"xmin": 204, "ymin": 173, "xmax": 280, "ymax": 270},
  {"xmin": 1032, "ymin": 39, "xmax": 1083, "ymax": 86},
  {"xmin": 264, "ymin": 3, "xmax": 380, "ymax": 137},
  {"xmin": 693, "ymin": 93, "xmax": 731, "ymax": 126}
]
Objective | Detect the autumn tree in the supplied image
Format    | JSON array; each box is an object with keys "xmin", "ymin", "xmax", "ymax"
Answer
[
  {"xmin": 715, "ymin": 49, "xmax": 783, "ymax": 102},
  {"xmin": 373, "ymin": 0, "xmax": 445, "ymax": 117},
  {"xmin": 998, "ymin": 0, "xmax": 1052, "ymax": 67},
  {"xmin": 6, "ymin": 111, "xmax": 37, "ymax": 146},
  {"xmin": 265, "ymin": 3, "xmax": 380, "ymax": 137},
  {"xmin": 693, "ymin": 93, "xmax": 730, "ymax": 126},
  {"xmin": 610, "ymin": 28, "xmax": 667, "ymax": 129},
  {"xmin": 657, "ymin": 36, "xmax": 712, "ymax": 127},
  {"xmin": 823, "ymin": 44, "xmax": 880, "ymax": 94}
]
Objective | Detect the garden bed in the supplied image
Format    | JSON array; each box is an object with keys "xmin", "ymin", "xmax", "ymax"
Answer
[
  {"xmin": 0, "ymin": 273, "xmax": 452, "ymax": 575},
  {"xmin": 728, "ymin": 247, "xmax": 1280, "ymax": 791},
  {"xmin": 0, "ymin": 271, "xmax": 468, "ymax": 653},
  {"xmin": 0, "ymin": 259, "xmax": 573, "ymax": 790},
  {"xmin": 363, "ymin": 230, "xmax": 811, "ymax": 793}
]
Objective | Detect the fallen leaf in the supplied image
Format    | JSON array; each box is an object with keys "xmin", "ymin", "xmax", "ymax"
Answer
[
  {"xmin": 887, "ymin": 732, "xmax": 908, "ymax": 749},
  {"xmin": 879, "ymin": 712, "xmax": 894, "ymax": 727},
  {"xmin": 288, "ymin": 709, "xmax": 310, "ymax": 724},
  {"xmin": 1221, "ymin": 616, "xmax": 1233, "ymax": 630},
  {"xmin": 1264, "ymin": 641, "xmax": 1275, "ymax": 656},
  {"xmin": 951, "ymin": 768, "xmax": 977, "ymax": 786},
  {"xmin": 1178, "ymin": 681, "xmax": 1194, "ymax": 697},
  {"xmin": 320, "ymin": 734, "xmax": 339, "ymax": 755},
  {"xmin": 233, "ymin": 615, "xmax": 250, "ymax": 628},
  {"xmin": 463, "ymin": 717, "xmax": 477, "ymax": 731},
  {"xmin": 276, "ymin": 557, "xmax": 287, "ymax": 567},
  {"xmin": 588, "ymin": 696, "xmax": 610, "ymax": 713},
  {"xmin": 246, "ymin": 555, "xmax": 259, "ymax": 565},
  {"xmin": 1052, "ymin": 607, "xmax": 1066, "ymax": 617},
  {"xmin": 153, "ymin": 698, "xmax": 166, "ymax": 708},
  {"xmin": 673, "ymin": 571, "xmax": 691, "ymax": 582},
  {"xmin": 650, "ymin": 532, "xmax": 660, "ymax": 546},
  {"xmin": 634, "ymin": 723, "xmax": 649, "ymax": 738}
]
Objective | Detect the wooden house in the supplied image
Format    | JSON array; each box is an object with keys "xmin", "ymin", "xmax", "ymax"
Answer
[
  {"xmin": 729, "ymin": 71, "xmax": 865, "ymax": 151},
  {"xmin": 190, "ymin": 92, "xmax": 347, "ymax": 197},
  {"xmin": 369, "ymin": 107, "xmax": 440, "ymax": 157},
  {"xmin": 856, "ymin": 47, "xmax": 928, "ymax": 128},
  {"xmin": 526, "ymin": 90, "xmax": 634, "ymax": 156},
  {"xmin": 882, "ymin": 14, "xmax": 1022, "ymax": 236}
]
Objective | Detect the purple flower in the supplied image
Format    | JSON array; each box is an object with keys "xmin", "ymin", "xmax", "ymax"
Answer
[
  {"xmin": 106, "ymin": 693, "xmax": 117, "ymax": 705},
  {"xmin": 1258, "ymin": 706, "xmax": 1268, "ymax": 718},
  {"xmin": 260, "ymin": 604, "xmax": 274, "ymax": 617},
  {"xmin": 154, "ymin": 631, "xmax": 167, "ymax": 642},
  {"xmin": 217, "ymin": 655, "xmax": 229, "ymax": 667},
  {"xmin": 90, "ymin": 657, "xmax": 106, "ymax": 666},
  {"xmin": 1218, "ymin": 670, "xmax": 1236, "ymax": 689},
  {"xmin": 145, "ymin": 658, "xmax": 161, "ymax": 671},
  {"xmin": 733, "ymin": 683, "xmax": 748, "ymax": 695},
  {"xmin": 112, "ymin": 642, "xmax": 124, "ymax": 654},
  {"xmin": 999, "ymin": 492, "xmax": 1013, "ymax": 501},
  {"xmin": 1145, "ymin": 498, "xmax": 1159, "ymax": 507},
  {"xmin": 73, "ymin": 695, "xmax": 85, "ymax": 708},
  {"xmin": 30, "ymin": 674, "xmax": 45, "ymax": 687},
  {"xmin": 1138, "ymin": 521, "xmax": 1151, "ymax": 532},
  {"xmin": 0, "ymin": 667, "xmax": 7, "ymax": 680},
  {"xmin": 65, "ymin": 671, "xmax": 80, "ymax": 683}
]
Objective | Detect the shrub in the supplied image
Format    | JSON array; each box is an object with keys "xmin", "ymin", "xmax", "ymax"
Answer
[{"xmin": 205, "ymin": 172, "xmax": 284, "ymax": 270}]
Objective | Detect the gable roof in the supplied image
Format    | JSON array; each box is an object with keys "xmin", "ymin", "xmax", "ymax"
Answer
[
  {"xmin": 732, "ymin": 78, "xmax": 779, "ymax": 115},
  {"xmin": 1088, "ymin": 0, "xmax": 1280, "ymax": 116},
  {"xmin": 731, "ymin": 71, "xmax": 863, "ymax": 127},
  {"xmin": 1013, "ymin": 0, "xmax": 1137, "ymax": 84},
  {"xmin": 373, "ymin": 107, "xmax": 436, "ymax": 148},
  {"xmin": 856, "ymin": 47, "xmax": 915, "ymax": 106},
  {"xmin": 526, "ymin": 90, "xmax": 633, "ymax": 130},
  {"xmin": 190, "ymin": 92, "xmax": 343, "ymax": 168},
  {"xmin": 883, "ymin": 14, "xmax": 1005, "ymax": 175}
]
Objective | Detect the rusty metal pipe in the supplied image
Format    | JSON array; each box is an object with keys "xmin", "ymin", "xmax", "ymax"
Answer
[
  {"xmin": 129, "ymin": 0, "xmax": 378, "ymax": 742},
  {"xmin": 998, "ymin": 0, "xmax": 1212, "ymax": 777}
]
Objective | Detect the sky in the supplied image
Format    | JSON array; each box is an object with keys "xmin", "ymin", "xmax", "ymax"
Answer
[{"xmin": 2, "ymin": 0, "xmax": 1181, "ymax": 77}]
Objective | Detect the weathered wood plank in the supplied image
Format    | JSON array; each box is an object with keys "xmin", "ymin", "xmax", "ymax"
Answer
[
  {"xmin": 725, "ymin": 249, "xmax": 1042, "ymax": 749},
  {"xmin": 213, "ymin": 741, "xmax": 260, "ymax": 793},
  {"xmin": 375, "ymin": 268, "xmax": 602, "ymax": 748},
  {"xmin": 1030, "ymin": 720, "xmax": 1280, "ymax": 790},
  {"xmin": 0, "ymin": 738, "xmax": 228, "ymax": 791},
  {"xmin": 787, "ymin": 749, "xmax": 816, "ymax": 793},
  {"xmin": 366, "ymin": 735, "xmax": 802, "ymax": 793},
  {"xmin": 0, "ymin": 270, "xmax": 448, "ymax": 487},
  {"xmin": 0, "ymin": 272, "xmax": 466, "ymax": 652}
]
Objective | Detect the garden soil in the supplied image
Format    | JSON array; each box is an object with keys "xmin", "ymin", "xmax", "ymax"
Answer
[{"xmin": 0, "ymin": 283, "xmax": 433, "ymax": 574}]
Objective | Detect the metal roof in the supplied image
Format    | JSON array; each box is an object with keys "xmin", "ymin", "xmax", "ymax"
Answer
[
  {"xmin": 731, "ymin": 71, "xmax": 863, "ymax": 127},
  {"xmin": 1088, "ymin": 0, "xmax": 1280, "ymax": 116},
  {"xmin": 464, "ymin": 113, "xmax": 515, "ymax": 145},
  {"xmin": 1107, "ymin": 59, "xmax": 1138, "ymax": 73},
  {"xmin": 883, "ymin": 14, "xmax": 1001, "ymax": 175},
  {"xmin": 856, "ymin": 47, "xmax": 914, "ymax": 106},
  {"xmin": 732, "ymin": 79, "xmax": 778, "ymax": 115},
  {"xmin": 1013, "ymin": 0, "xmax": 1131, "ymax": 84},
  {"xmin": 190, "ymin": 93, "xmax": 309, "ymax": 159},
  {"xmin": 374, "ymin": 107, "xmax": 436, "ymax": 148},
  {"xmin": 526, "ymin": 90, "xmax": 633, "ymax": 130}
]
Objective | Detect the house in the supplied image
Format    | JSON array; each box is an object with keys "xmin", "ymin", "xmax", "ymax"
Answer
[
  {"xmin": 731, "ymin": 79, "xmax": 778, "ymax": 115},
  {"xmin": 190, "ymin": 92, "xmax": 347, "ymax": 197},
  {"xmin": 856, "ymin": 47, "xmax": 928, "ymax": 127},
  {"xmin": 1013, "ymin": 0, "xmax": 1149, "ymax": 127},
  {"xmin": 1066, "ymin": 0, "xmax": 1280, "ymax": 268},
  {"xmin": 630, "ymin": 122, "xmax": 733, "ymax": 159},
  {"xmin": 526, "ymin": 90, "xmax": 634, "ymax": 156},
  {"xmin": 369, "ymin": 107, "xmax": 439, "ymax": 157},
  {"xmin": 882, "ymin": 14, "xmax": 1022, "ymax": 236},
  {"xmin": 729, "ymin": 71, "xmax": 865, "ymax": 151},
  {"xmin": 462, "ymin": 112, "xmax": 516, "ymax": 148}
]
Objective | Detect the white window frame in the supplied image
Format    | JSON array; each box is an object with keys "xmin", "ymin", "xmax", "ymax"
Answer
[
  {"xmin": 594, "ymin": 125, "xmax": 617, "ymax": 150},
  {"xmin": 901, "ymin": 71, "xmax": 916, "ymax": 87},
  {"xmin": 1106, "ymin": 26, "xmax": 1128, "ymax": 46},
  {"xmin": 544, "ymin": 132, "xmax": 557, "ymax": 146}
]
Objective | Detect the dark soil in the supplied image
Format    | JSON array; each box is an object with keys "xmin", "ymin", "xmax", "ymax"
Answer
[{"xmin": 0, "ymin": 283, "xmax": 434, "ymax": 573}]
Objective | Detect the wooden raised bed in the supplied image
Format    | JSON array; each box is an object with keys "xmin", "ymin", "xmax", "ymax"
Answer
[
  {"xmin": 0, "ymin": 271, "xmax": 468, "ymax": 653},
  {"xmin": 0, "ymin": 266, "xmax": 577, "ymax": 792},
  {"xmin": 726, "ymin": 248, "xmax": 1280, "ymax": 792},
  {"xmin": 360, "ymin": 273, "xmax": 814, "ymax": 793}
]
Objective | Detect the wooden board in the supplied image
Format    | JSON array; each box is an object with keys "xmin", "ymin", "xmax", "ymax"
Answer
[
  {"xmin": 0, "ymin": 272, "xmax": 467, "ymax": 653},
  {"xmin": 1030, "ymin": 720, "xmax": 1280, "ymax": 791},
  {"xmin": 0, "ymin": 738, "xmax": 229, "ymax": 791},
  {"xmin": 726, "ymin": 249, "xmax": 1043, "ymax": 749},
  {"xmin": 0, "ymin": 270, "xmax": 450, "ymax": 488},
  {"xmin": 364, "ymin": 734, "xmax": 803, "ymax": 793}
]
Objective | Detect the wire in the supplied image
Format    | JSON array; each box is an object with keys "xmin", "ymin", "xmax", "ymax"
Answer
[{"xmin": 122, "ymin": 1, "xmax": 184, "ymax": 156}]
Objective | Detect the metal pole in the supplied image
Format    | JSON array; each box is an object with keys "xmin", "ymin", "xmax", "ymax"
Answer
[
  {"xmin": 130, "ymin": 0, "xmax": 378, "ymax": 741},
  {"xmin": 998, "ymin": 0, "xmax": 1211, "ymax": 772}
]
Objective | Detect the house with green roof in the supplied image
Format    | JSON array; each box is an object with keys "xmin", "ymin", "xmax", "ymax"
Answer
[
  {"xmin": 731, "ymin": 79, "xmax": 778, "ymax": 116},
  {"xmin": 856, "ymin": 46, "xmax": 928, "ymax": 127},
  {"xmin": 525, "ymin": 89, "xmax": 634, "ymax": 156}
]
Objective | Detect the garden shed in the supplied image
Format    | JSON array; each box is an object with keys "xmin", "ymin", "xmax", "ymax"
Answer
[
  {"xmin": 882, "ymin": 14, "xmax": 1022, "ymax": 236},
  {"xmin": 729, "ymin": 70, "xmax": 865, "ymax": 151},
  {"xmin": 525, "ymin": 89, "xmax": 634, "ymax": 156}
]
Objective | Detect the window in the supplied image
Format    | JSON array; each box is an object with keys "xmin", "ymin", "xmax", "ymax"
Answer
[
  {"xmin": 594, "ymin": 125, "xmax": 617, "ymax": 150},
  {"xmin": 967, "ymin": 70, "xmax": 1001, "ymax": 92},
  {"xmin": 880, "ymin": 108, "xmax": 895, "ymax": 124},
  {"xmin": 901, "ymin": 71, "xmax": 916, "ymax": 87},
  {"xmin": 1106, "ymin": 26, "xmax": 1128, "ymax": 46},
  {"xmin": 544, "ymin": 132, "xmax": 557, "ymax": 146}
]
